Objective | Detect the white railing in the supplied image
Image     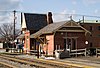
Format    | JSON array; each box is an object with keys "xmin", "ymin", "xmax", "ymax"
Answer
[
  {"xmin": 70, "ymin": 48, "xmax": 87, "ymax": 57},
  {"xmin": 96, "ymin": 48, "xmax": 100, "ymax": 57}
]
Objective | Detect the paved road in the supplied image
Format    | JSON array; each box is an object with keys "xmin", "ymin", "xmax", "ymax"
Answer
[{"xmin": 57, "ymin": 57, "xmax": 100, "ymax": 68}]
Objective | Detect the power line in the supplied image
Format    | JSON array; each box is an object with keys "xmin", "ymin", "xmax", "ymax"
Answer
[
  {"xmin": 0, "ymin": 10, "xmax": 99, "ymax": 18},
  {"xmin": 53, "ymin": 13, "xmax": 100, "ymax": 18},
  {"xmin": 0, "ymin": 10, "xmax": 21, "ymax": 12}
]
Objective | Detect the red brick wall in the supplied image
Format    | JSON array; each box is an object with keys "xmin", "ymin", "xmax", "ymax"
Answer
[
  {"xmin": 24, "ymin": 30, "xmax": 30, "ymax": 53},
  {"xmin": 82, "ymin": 23, "xmax": 100, "ymax": 47},
  {"xmin": 46, "ymin": 35, "xmax": 54, "ymax": 55},
  {"xmin": 54, "ymin": 32, "xmax": 87, "ymax": 50},
  {"xmin": 54, "ymin": 32, "xmax": 65, "ymax": 50},
  {"xmin": 67, "ymin": 32, "xmax": 86, "ymax": 49}
]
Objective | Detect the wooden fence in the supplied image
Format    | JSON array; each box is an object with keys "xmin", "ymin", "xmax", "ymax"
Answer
[{"xmin": 55, "ymin": 48, "xmax": 87, "ymax": 57}]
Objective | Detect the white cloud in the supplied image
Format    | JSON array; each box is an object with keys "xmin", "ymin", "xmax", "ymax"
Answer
[
  {"xmin": 53, "ymin": 9, "xmax": 76, "ymax": 22},
  {"xmin": 83, "ymin": 0, "xmax": 100, "ymax": 5},
  {"xmin": 72, "ymin": 10, "xmax": 76, "ymax": 14},
  {"xmin": 94, "ymin": 9, "xmax": 100, "ymax": 16},
  {"xmin": 0, "ymin": 0, "xmax": 21, "ymax": 10},
  {"xmin": 94, "ymin": 9, "xmax": 98, "ymax": 14},
  {"xmin": 61, "ymin": 10, "xmax": 67, "ymax": 14},
  {"xmin": 53, "ymin": 10, "xmax": 69, "ymax": 22},
  {"xmin": 72, "ymin": 0, "xmax": 77, "ymax": 5},
  {"xmin": 0, "ymin": 0, "xmax": 21, "ymax": 28}
]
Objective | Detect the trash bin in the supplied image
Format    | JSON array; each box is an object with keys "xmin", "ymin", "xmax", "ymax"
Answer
[{"xmin": 59, "ymin": 50, "xmax": 70, "ymax": 59}]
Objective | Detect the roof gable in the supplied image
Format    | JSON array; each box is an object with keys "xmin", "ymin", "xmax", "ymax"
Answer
[
  {"xmin": 21, "ymin": 13, "xmax": 48, "ymax": 31},
  {"xmin": 30, "ymin": 20, "xmax": 91, "ymax": 38},
  {"xmin": 59, "ymin": 20, "xmax": 91, "ymax": 34},
  {"xmin": 63, "ymin": 20, "xmax": 78, "ymax": 26},
  {"xmin": 30, "ymin": 21, "xmax": 66, "ymax": 38}
]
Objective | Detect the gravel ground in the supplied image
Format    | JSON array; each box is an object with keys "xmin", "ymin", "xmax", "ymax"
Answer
[
  {"xmin": 57, "ymin": 57, "xmax": 100, "ymax": 68},
  {"xmin": 0, "ymin": 63, "xmax": 10, "ymax": 68},
  {"xmin": 0, "ymin": 57, "xmax": 36, "ymax": 68},
  {"xmin": 15, "ymin": 54, "xmax": 100, "ymax": 68},
  {"xmin": 16, "ymin": 54, "xmax": 37, "ymax": 59}
]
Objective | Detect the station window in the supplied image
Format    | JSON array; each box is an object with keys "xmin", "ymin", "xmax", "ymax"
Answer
[
  {"xmin": 98, "ymin": 26, "xmax": 100, "ymax": 30},
  {"xmin": 90, "ymin": 26, "xmax": 92, "ymax": 31}
]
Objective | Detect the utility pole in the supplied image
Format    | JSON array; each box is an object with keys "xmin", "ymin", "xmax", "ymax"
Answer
[
  {"xmin": 13, "ymin": 10, "xmax": 16, "ymax": 42},
  {"xmin": 9, "ymin": 10, "xmax": 16, "ymax": 52}
]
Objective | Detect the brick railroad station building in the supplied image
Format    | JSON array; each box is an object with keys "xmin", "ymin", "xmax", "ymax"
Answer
[{"xmin": 18, "ymin": 12, "xmax": 100, "ymax": 55}]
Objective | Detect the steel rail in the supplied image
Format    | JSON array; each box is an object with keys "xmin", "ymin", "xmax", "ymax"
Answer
[
  {"xmin": 0, "ymin": 54, "xmax": 61, "ymax": 68},
  {"xmin": 0, "ymin": 61, "xmax": 18, "ymax": 68},
  {"xmin": 1, "ymin": 54, "xmax": 94, "ymax": 68},
  {"xmin": 0, "ymin": 54, "xmax": 84, "ymax": 68}
]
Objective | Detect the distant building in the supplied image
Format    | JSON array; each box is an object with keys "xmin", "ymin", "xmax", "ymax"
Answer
[{"xmin": 79, "ymin": 20, "xmax": 100, "ymax": 48}]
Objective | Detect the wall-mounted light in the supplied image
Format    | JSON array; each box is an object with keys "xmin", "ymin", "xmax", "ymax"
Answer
[{"xmin": 85, "ymin": 41, "xmax": 88, "ymax": 45}]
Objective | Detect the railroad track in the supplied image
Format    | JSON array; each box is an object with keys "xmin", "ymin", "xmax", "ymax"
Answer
[
  {"xmin": 0, "ymin": 54, "xmax": 94, "ymax": 68},
  {"xmin": 0, "ymin": 54, "xmax": 77, "ymax": 68},
  {"xmin": 0, "ymin": 62, "xmax": 16, "ymax": 68},
  {"xmin": 57, "ymin": 57, "xmax": 100, "ymax": 68},
  {"xmin": 0, "ymin": 55, "xmax": 55, "ymax": 68},
  {"xmin": 0, "ymin": 55, "xmax": 35, "ymax": 68}
]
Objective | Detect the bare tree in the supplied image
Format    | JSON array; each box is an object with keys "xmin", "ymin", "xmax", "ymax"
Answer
[{"xmin": 0, "ymin": 23, "xmax": 21, "ymax": 43}]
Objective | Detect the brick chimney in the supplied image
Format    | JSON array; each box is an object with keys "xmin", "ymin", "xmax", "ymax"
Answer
[{"xmin": 47, "ymin": 12, "xmax": 53, "ymax": 24}]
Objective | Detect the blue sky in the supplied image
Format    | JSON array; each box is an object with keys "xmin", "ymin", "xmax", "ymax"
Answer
[
  {"xmin": 0, "ymin": 0, "xmax": 100, "ymax": 26},
  {"xmin": 20, "ymin": 0, "xmax": 100, "ymax": 15},
  {"xmin": 20, "ymin": 0, "xmax": 100, "ymax": 21}
]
